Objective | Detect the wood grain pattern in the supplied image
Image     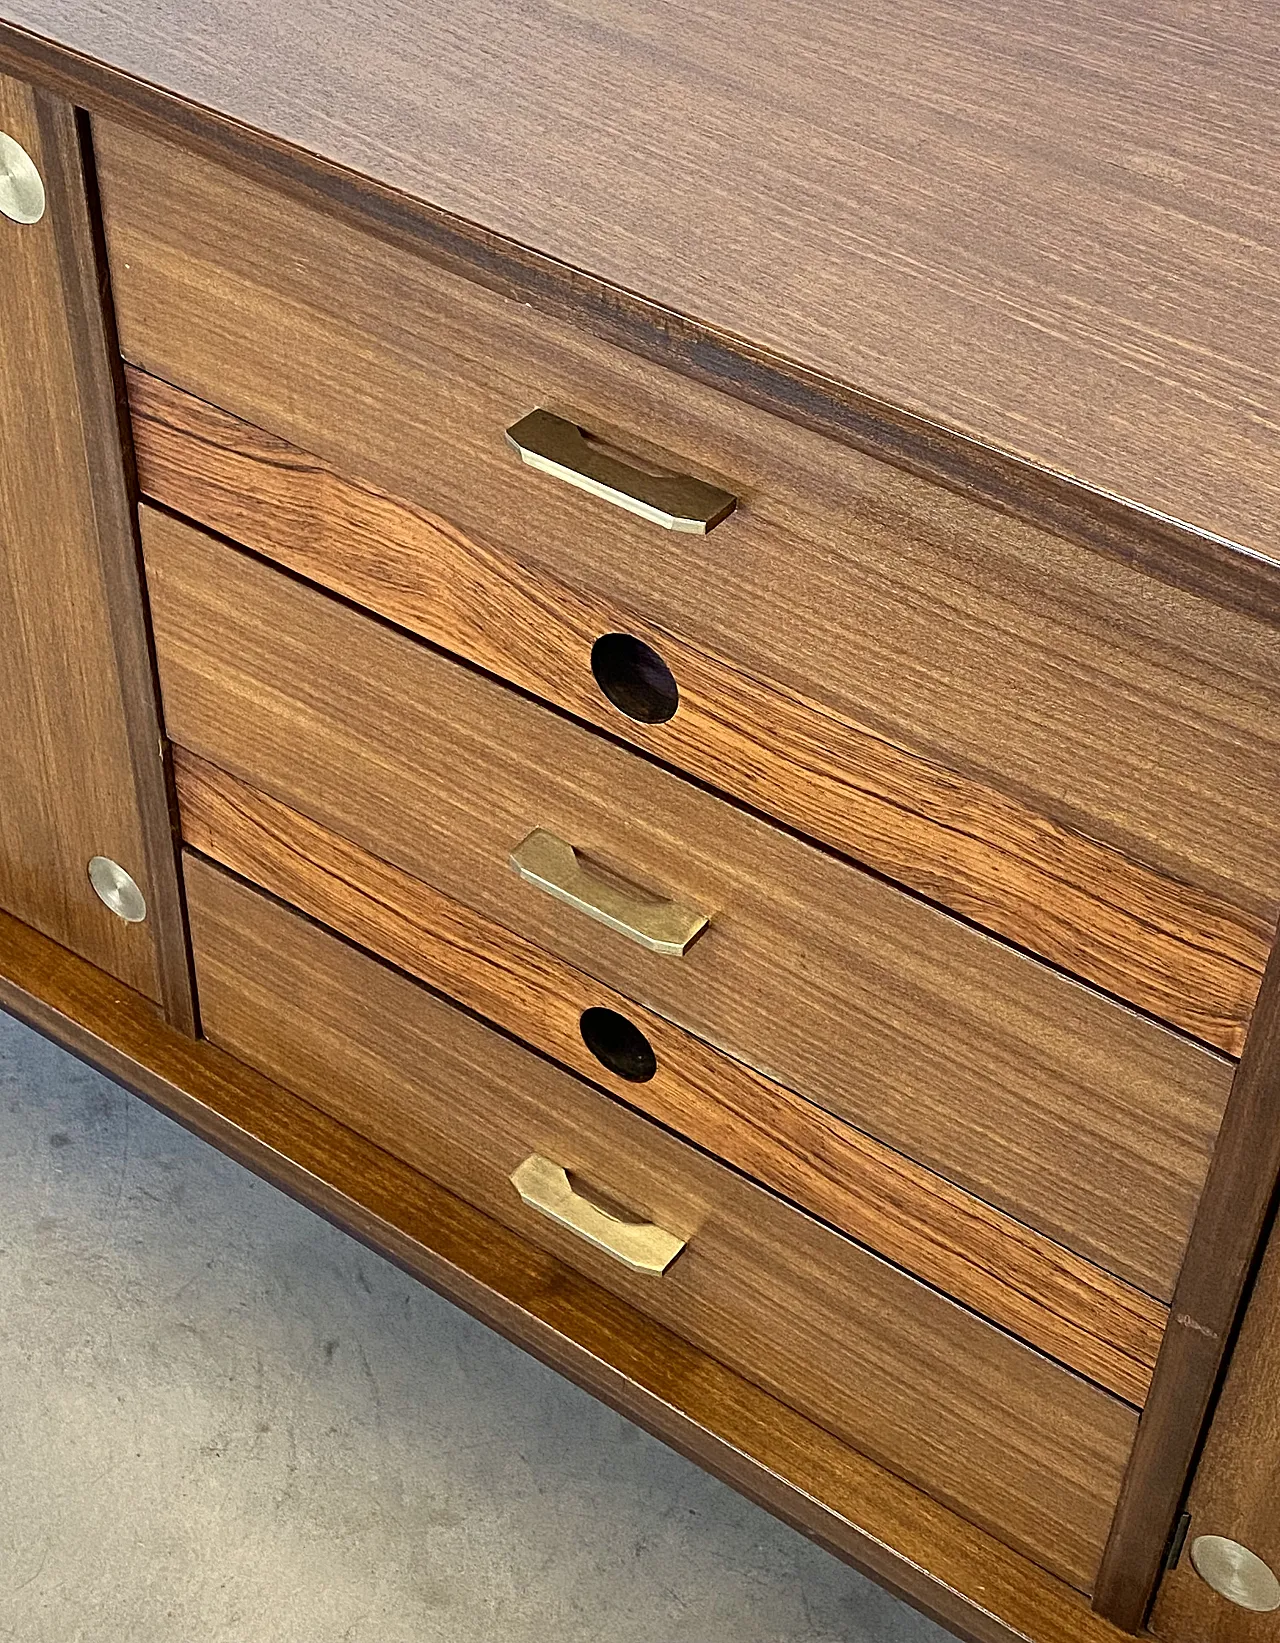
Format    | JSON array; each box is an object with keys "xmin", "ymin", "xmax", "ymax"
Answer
[
  {"xmin": 1150, "ymin": 1200, "xmax": 1280, "ymax": 1643},
  {"xmin": 175, "ymin": 747, "xmax": 1165, "ymax": 1403},
  {"xmin": 0, "ymin": 73, "xmax": 190, "ymax": 1021},
  {"xmin": 0, "ymin": 904, "xmax": 1144, "ymax": 1643},
  {"xmin": 0, "ymin": 19, "xmax": 1275, "ymax": 640},
  {"xmin": 129, "ymin": 370, "xmax": 1270, "ymax": 1054},
  {"xmin": 185, "ymin": 852, "xmax": 1138, "ymax": 1591},
  {"xmin": 90, "ymin": 121, "xmax": 1280, "ymax": 1010},
  {"xmin": 1094, "ymin": 947, "xmax": 1280, "ymax": 1627},
  {"xmin": 141, "ymin": 508, "xmax": 1234, "ymax": 1299},
  {"xmin": 5, "ymin": 0, "xmax": 1280, "ymax": 563}
]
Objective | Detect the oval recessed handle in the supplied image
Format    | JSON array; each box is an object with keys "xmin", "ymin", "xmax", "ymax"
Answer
[
  {"xmin": 505, "ymin": 408, "xmax": 736, "ymax": 534},
  {"xmin": 509, "ymin": 1154, "xmax": 687, "ymax": 1274},
  {"xmin": 509, "ymin": 828, "xmax": 708, "ymax": 956}
]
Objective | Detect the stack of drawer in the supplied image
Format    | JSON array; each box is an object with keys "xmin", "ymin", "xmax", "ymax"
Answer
[{"xmin": 90, "ymin": 115, "xmax": 1280, "ymax": 1599}]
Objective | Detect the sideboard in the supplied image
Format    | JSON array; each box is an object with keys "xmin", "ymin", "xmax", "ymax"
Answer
[{"xmin": 2, "ymin": 6, "xmax": 1278, "ymax": 1639}]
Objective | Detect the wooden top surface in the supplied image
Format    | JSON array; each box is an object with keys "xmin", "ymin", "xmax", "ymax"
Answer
[{"xmin": 6, "ymin": 0, "xmax": 1280, "ymax": 558}]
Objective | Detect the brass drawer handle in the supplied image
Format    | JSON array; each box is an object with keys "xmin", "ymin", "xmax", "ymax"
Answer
[
  {"xmin": 510, "ymin": 1154, "xmax": 687, "ymax": 1274},
  {"xmin": 509, "ymin": 828, "xmax": 708, "ymax": 956},
  {"xmin": 505, "ymin": 408, "xmax": 736, "ymax": 534}
]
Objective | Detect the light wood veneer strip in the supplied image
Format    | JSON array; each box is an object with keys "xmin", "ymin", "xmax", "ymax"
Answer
[
  {"xmin": 129, "ymin": 367, "xmax": 1270, "ymax": 1054},
  {"xmin": 175, "ymin": 746, "xmax": 1165, "ymax": 1403}
]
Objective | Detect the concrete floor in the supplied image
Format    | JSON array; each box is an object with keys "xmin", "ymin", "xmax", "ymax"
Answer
[{"xmin": 0, "ymin": 1007, "xmax": 952, "ymax": 1643}]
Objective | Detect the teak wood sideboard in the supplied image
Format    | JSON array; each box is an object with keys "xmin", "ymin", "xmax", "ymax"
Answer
[{"xmin": 2, "ymin": 6, "xmax": 1278, "ymax": 1639}]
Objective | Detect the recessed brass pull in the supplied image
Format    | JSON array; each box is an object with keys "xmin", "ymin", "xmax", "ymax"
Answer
[
  {"xmin": 504, "ymin": 408, "xmax": 736, "ymax": 534},
  {"xmin": 509, "ymin": 1154, "xmax": 687, "ymax": 1275},
  {"xmin": 509, "ymin": 828, "xmax": 708, "ymax": 956}
]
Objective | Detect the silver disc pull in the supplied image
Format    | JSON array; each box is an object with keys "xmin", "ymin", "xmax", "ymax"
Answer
[
  {"xmin": 88, "ymin": 857, "xmax": 147, "ymax": 924},
  {"xmin": 0, "ymin": 130, "xmax": 45, "ymax": 225},
  {"xmin": 1190, "ymin": 1535, "xmax": 1280, "ymax": 1611}
]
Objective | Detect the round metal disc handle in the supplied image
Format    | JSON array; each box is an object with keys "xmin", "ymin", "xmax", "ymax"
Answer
[
  {"xmin": 0, "ymin": 131, "xmax": 46, "ymax": 225},
  {"xmin": 505, "ymin": 408, "xmax": 736, "ymax": 535},
  {"xmin": 1190, "ymin": 1535, "xmax": 1280, "ymax": 1611},
  {"xmin": 88, "ymin": 856, "xmax": 148, "ymax": 923},
  {"xmin": 509, "ymin": 1154, "xmax": 687, "ymax": 1275}
]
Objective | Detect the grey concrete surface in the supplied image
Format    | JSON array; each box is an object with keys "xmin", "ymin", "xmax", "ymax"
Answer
[{"xmin": 0, "ymin": 1006, "xmax": 952, "ymax": 1643}]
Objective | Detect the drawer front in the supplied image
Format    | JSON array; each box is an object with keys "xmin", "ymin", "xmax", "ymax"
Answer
[
  {"xmin": 184, "ymin": 853, "xmax": 1137, "ymax": 1592},
  {"xmin": 97, "ymin": 118, "xmax": 1280, "ymax": 1054},
  {"xmin": 141, "ymin": 507, "xmax": 1232, "ymax": 1299},
  {"xmin": 172, "ymin": 746, "xmax": 1166, "ymax": 1402}
]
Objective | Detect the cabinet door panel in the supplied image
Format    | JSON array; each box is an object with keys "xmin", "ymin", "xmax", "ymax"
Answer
[
  {"xmin": 1152, "ymin": 991, "xmax": 1280, "ymax": 1643},
  {"xmin": 0, "ymin": 74, "xmax": 189, "ymax": 1022}
]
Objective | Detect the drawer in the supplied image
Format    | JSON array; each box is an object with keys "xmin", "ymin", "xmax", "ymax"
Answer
[
  {"xmin": 96, "ymin": 118, "xmax": 1280, "ymax": 1053},
  {"xmin": 140, "ymin": 506, "xmax": 1232, "ymax": 1301},
  {"xmin": 171, "ymin": 745, "xmax": 1167, "ymax": 1402},
  {"xmin": 183, "ymin": 852, "xmax": 1138, "ymax": 1592}
]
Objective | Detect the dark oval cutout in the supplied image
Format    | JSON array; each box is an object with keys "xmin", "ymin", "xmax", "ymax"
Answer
[
  {"xmin": 579, "ymin": 1007, "xmax": 658, "ymax": 1082},
  {"xmin": 590, "ymin": 633, "xmax": 679, "ymax": 724}
]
